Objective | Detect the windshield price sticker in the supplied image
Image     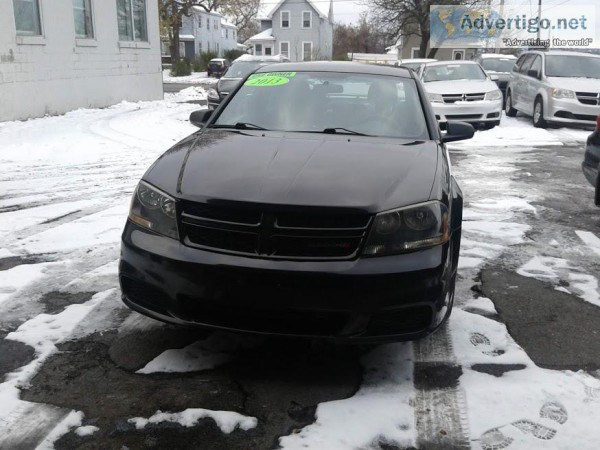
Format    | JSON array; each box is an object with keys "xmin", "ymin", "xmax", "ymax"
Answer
[{"xmin": 245, "ymin": 72, "xmax": 296, "ymax": 87}]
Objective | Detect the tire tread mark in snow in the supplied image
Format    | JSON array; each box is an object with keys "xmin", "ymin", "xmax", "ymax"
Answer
[
  {"xmin": 0, "ymin": 402, "xmax": 70, "ymax": 450},
  {"xmin": 413, "ymin": 325, "xmax": 470, "ymax": 449}
]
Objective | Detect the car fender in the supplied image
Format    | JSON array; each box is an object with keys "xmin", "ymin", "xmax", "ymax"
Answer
[
  {"xmin": 594, "ymin": 164, "xmax": 600, "ymax": 206},
  {"xmin": 535, "ymin": 88, "xmax": 550, "ymax": 119}
]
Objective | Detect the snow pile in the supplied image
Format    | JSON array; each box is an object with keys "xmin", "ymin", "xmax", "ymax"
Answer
[
  {"xmin": 129, "ymin": 408, "xmax": 258, "ymax": 433},
  {"xmin": 74, "ymin": 425, "xmax": 100, "ymax": 437},
  {"xmin": 35, "ymin": 411, "xmax": 85, "ymax": 450},
  {"xmin": 165, "ymin": 86, "xmax": 209, "ymax": 102},
  {"xmin": 0, "ymin": 262, "xmax": 57, "ymax": 305}
]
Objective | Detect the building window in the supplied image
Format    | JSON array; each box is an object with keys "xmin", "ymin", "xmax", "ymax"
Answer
[
  {"xmin": 73, "ymin": 0, "xmax": 94, "ymax": 39},
  {"xmin": 13, "ymin": 0, "xmax": 42, "ymax": 35},
  {"xmin": 117, "ymin": 0, "xmax": 147, "ymax": 41},
  {"xmin": 225, "ymin": 29, "xmax": 228, "ymax": 38},
  {"xmin": 198, "ymin": 42, "xmax": 202, "ymax": 53},
  {"xmin": 279, "ymin": 41, "xmax": 289, "ymax": 58},
  {"xmin": 302, "ymin": 11, "xmax": 312, "ymax": 29},
  {"xmin": 214, "ymin": 19, "xmax": 218, "ymax": 29},
  {"xmin": 207, "ymin": 17, "xmax": 209, "ymax": 29},
  {"xmin": 411, "ymin": 48, "xmax": 419, "ymax": 59},
  {"xmin": 217, "ymin": 42, "xmax": 219, "ymax": 55},
  {"xmin": 255, "ymin": 43, "xmax": 262, "ymax": 56},
  {"xmin": 265, "ymin": 46, "xmax": 272, "ymax": 56},
  {"xmin": 302, "ymin": 41, "xmax": 312, "ymax": 61},
  {"xmin": 280, "ymin": 10, "xmax": 290, "ymax": 28}
]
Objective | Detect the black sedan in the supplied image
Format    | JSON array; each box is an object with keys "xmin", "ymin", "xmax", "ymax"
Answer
[
  {"xmin": 119, "ymin": 62, "xmax": 474, "ymax": 343},
  {"xmin": 582, "ymin": 116, "xmax": 600, "ymax": 206}
]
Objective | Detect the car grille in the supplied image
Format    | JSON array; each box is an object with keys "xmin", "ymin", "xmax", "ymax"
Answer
[
  {"xmin": 445, "ymin": 114, "xmax": 483, "ymax": 120},
  {"xmin": 367, "ymin": 305, "xmax": 433, "ymax": 336},
  {"xmin": 442, "ymin": 93, "xmax": 485, "ymax": 103},
  {"xmin": 576, "ymin": 92, "xmax": 600, "ymax": 106},
  {"xmin": 179, "ymin": 201, "xmax": 372, "ymax": 260}
]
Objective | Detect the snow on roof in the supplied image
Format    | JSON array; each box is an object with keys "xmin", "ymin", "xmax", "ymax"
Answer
[
  {"xmin": 247, "ymin": 28, "xmax": 275, "ymax": 42},
  {"xmin": 220, "ymin": 19, "xmax": 236, "ymax": 28}
]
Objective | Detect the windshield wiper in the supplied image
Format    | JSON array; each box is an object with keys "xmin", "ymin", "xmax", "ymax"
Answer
[
  {"xmin": 322, "ymin": 127, "xmax": 369, "ymax": 136},
  {"xmin": 211, "ymin": 122, "xmax": 268, "ymax": 130}
]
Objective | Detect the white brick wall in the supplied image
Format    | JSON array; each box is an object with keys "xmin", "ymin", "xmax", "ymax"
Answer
[{"xmin": 0, "ymin": 0, "xmax": 163, "ymax": 122}]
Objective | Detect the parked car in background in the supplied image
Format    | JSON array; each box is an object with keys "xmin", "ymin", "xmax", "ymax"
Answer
[
  {"xmin": 582, "ymin": 116, "xmax": 600, "ymax": 206},
  {"xmin": 207, "ymin": 58, "xmax": 230, "ymax": 78},
  {"xmin": 421, "ymin": 61, "xmax": 503, "ymax": 130},
  {"xmin": 207, "ymin": 54, "xmax": 289, "ymax": 109},
  {"xmin": 505, "ymin": 51, "xmax": 600, "ymax": 128},
  {"xmin": 119, "ymin": 62, "xmax": 474, "ymax": 343},
  {"xmin": 473, "ymin": 53, "xmax": 517, "ymax": 104},
  {"xmin": 397, "ymin": 58, "xmax": 437, "ymax": 77}
]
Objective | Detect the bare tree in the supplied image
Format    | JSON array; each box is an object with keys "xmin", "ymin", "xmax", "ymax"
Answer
[
  {"xmin": 219, "ymin": 0, "xmax": 261, "ymax": 43},
  {"xmin": 333, "ymin": 13, "xmax": 389, "ymax": 59},
  {"xmin": 370, "ymin": 0, "xmax": 481, "ymax": 58}
]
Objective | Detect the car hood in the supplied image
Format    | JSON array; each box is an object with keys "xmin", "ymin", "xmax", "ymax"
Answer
[
  {"xmin": 147, "ymin": 130, "xmax": 440, "ymax": 213},
  {"xmin": 423, "ymin": 79, "xmax": 497, "ymax": 94},
  {"xmin": 547, "ymin": 77, "xmax": 600, "ymax": 92}
]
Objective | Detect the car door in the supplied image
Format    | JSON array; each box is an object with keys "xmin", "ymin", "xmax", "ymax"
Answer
[
  {"xmin": 513, "ymin": 54, "xmax": 535, "ymax": 110},
  {"xmin": 522, "ymin": 55, "xmax": 542, "ymax": 116}
]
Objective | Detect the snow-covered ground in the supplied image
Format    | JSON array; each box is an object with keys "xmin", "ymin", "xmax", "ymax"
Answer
[
  {"xmin": 1, "ymin": 100, "xmax": 599, "ymax": 449},
  {"xmin": 163, "ymin": 69, "xmax": 218, "ymax": 85}
]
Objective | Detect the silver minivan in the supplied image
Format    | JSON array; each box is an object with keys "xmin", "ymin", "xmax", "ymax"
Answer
[{"xmin": 505, "ymin": 51, "xmax": 600, "ymax": 128}]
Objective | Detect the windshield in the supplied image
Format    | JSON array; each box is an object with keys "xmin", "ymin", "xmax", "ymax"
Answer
[
  {"xmin": 545, "ymin": 55, "xmax": 600, "ymax": 78},
  {"xmin": 212, "ymin": 71, "xmax": 428, "ymax": 139},
  {"xmin": 481, "ymin": 58, "xmax": 516, "ymax": 73},
  {"xmin": 423, "ymin": 64, "xmax": 487, "ymax": 82}
]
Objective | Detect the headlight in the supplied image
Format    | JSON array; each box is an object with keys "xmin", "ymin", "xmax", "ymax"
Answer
[
  {"xmin": 550, "ymin": 88, "xmax": 574, "ymax": 99},
  {"xmin": 427, "ymin": 93, "xmax": 444, "ymax": 103},
  {"xmin": 128, "ymin": 181, "xmax": 179, "ymax": 239},
  {"xmin": 485, "ymin": 90, "xmax": 502, "ymax": 101},
  {"xmin": 363, "ymin": 201, "xmax": 449, "ymax": 256},
  {"xmin": 207, "ymin": 88, "xmax": 219, "ymax": 100}
]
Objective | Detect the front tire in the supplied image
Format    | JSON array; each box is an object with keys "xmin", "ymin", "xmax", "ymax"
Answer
[
  {"xmin": 533, "ymin": 98, "xmax": 547, "ymax": 128},
  {"xmin": 505, "ymin": 91, "xmax": 517, "ymax": 117}
]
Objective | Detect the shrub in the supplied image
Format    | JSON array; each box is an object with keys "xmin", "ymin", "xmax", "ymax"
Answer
[
  {"xmin": 192, "ymin": 52, "xmax": 218, "ymax": 72},
  {"xmin": 170, "ymin": 58, "xmax": 191, "ymax": 76}
]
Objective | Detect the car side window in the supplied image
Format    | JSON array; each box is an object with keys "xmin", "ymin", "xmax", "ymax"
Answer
[
  {"xmin": 528, "ymin": 56, "xmax": 542, "ymax": 77},
  {"xmin": 514, "ymin": 55, "xmax": 527, "ymax": 72},
  {"xmin": 518, "ymin": 54, "xmax": 536, "ymax": 74}
]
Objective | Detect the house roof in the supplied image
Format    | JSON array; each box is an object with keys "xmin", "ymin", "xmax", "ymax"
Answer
[
  {"xmin": 259, "ymin": 0, "xmax": 330, "ymax": 20},
  {"xmin": 247, "ymin": 28, "xmax": 276, "ymax": 42}
]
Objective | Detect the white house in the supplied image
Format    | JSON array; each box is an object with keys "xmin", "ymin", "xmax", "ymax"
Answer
[
  {"xmin": 0, "ymin": 0, "xmax": 163, "ymax": 122},
  {"xmin": 163, "ymin": 8, "xmax": 239, "ymax": 60},
  {"xmin": 247, "ymin": 0, "xmax": 333, "ymax": 62}
]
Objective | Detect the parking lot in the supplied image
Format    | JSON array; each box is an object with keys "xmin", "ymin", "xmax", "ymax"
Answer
[{"xmin": 1, "ymin": 92, "xmax": 599, "ymax": 449}]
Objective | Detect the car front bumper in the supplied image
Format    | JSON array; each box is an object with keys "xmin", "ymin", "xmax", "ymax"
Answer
[
  {"xmin": 431, "ymin": 99, "xmax": 502, "ymax": 126},
  {"xmin": 547, "ymin": 97, "xmax": 600, "ymax": 126},
  {"xmin": 119, "ymin": 222, "xmax": 457, "ymax": 343}
]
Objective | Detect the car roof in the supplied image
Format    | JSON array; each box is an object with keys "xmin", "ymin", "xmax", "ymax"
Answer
[
  {"xmin": 234, "ymin": 54, "xmax": 289, "ymax": 63},
  {"xmin": 254, "ymin": 61, "xmax": 413, "ymax": 78},
  {"xmin": 399, "ymin": 58, "xmax": 437, "ymax": 63},
  {"xmin": 424, "ymin": 60, "xmax": 479, "ymax": 67},
  {"xmin": 478, "ymin": 53, "xmax": 516, "ymax": 59},
  {"xmin": 210, "ymin": 58, "xmax": 227, "ymax": 62},
  {"xmin": 521, "ymin": 50, "xmax": 600, "ymax": 58}
]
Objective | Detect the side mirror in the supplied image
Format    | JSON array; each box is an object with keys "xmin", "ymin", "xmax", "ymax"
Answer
[
  {"xmin": 490, "ymin": 74, "xmax": 499, "ymax": 81},
  {"xmin": 190, "ymin": 109, "xmax": 212, "ymax": 128},
  {"xmin": 441, "ymin": 121, "xmax": 475, "ymax": 143},
  {"xmin": 527, "ymin": 69, "xmax": 540, "ymax": 79}
]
